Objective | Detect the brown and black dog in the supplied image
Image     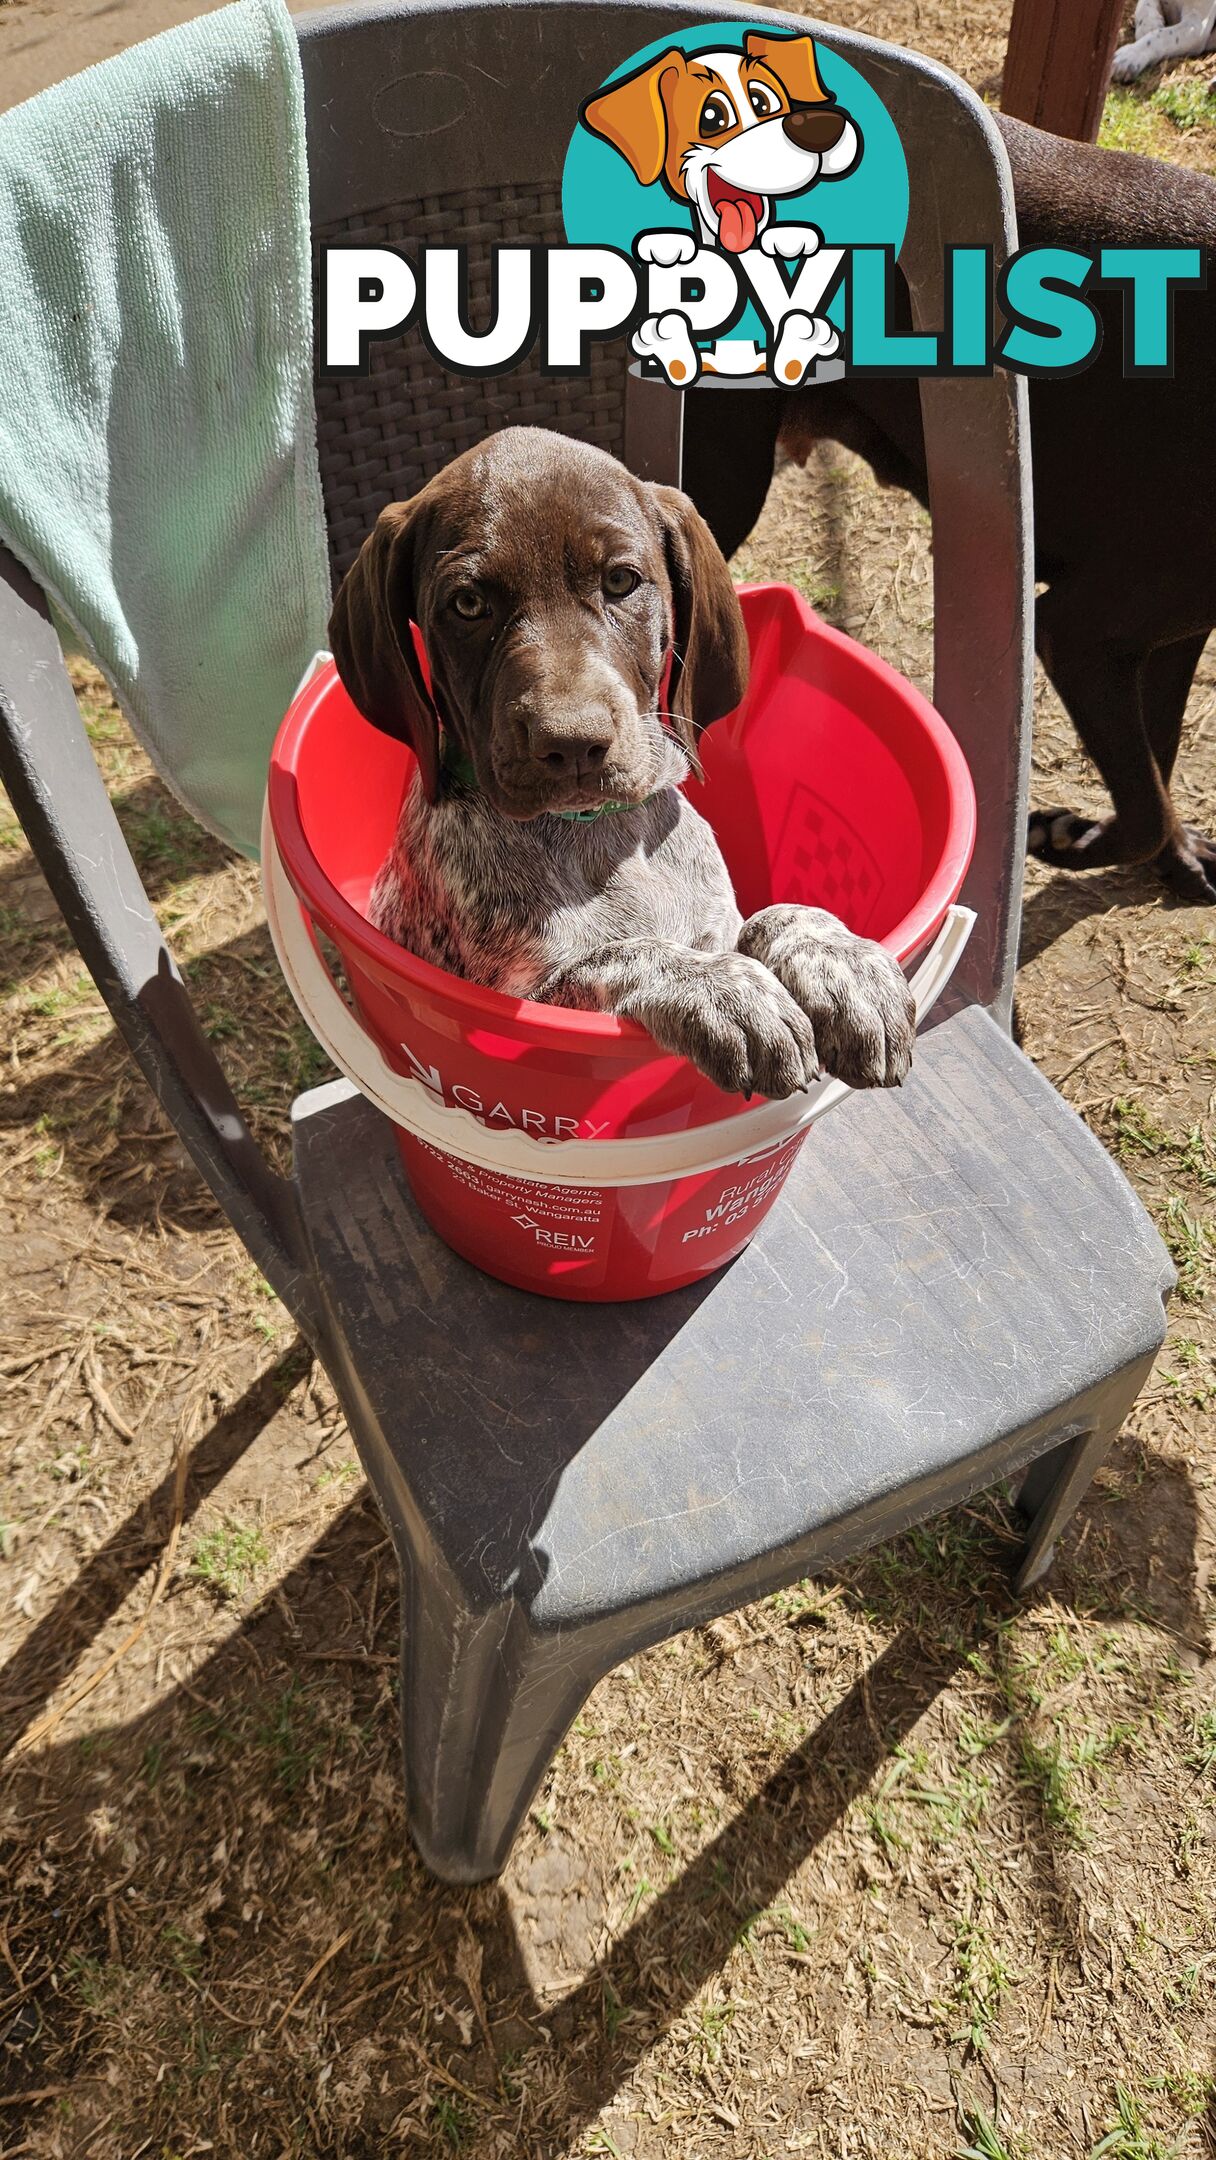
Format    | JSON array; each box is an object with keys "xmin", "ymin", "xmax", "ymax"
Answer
[{"xmin": 685, "ymin": 113, "xmax": 1216, "ymax": 903}]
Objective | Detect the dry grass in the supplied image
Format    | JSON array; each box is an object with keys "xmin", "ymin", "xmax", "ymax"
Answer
[
  {"xmin": 803, "ymin": 0, "xmax": 1216, "ymax": 179},
  {"xmin": 2, "ymin": 7, "xmax": 1215, "ymax": 2155}
]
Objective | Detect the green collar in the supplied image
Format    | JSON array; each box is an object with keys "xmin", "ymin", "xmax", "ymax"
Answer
[
  {"xmin": 440, "ymin": 737, "xmax": 479, "ymax": 793},
  {"xmin": 440, "ymin": 734, "xmax": 656, "ymax": 821},
  {"xmin": 554, "ymin": 798, "xmax": 649, "ymax": 823}
]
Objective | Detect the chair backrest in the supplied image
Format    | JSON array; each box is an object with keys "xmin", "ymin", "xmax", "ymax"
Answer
[
  {"xmin": 299, "ymin": 0, "xmax": 1031, "ymax": 1023},
  {"xmin": 0, "ymin": 0, "xmax": 1030, "ymax": 1346}
]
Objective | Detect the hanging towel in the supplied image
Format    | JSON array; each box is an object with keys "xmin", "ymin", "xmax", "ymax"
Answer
[{"xmin": 0, "ymin": 0, "xmax": 331, "ymax": 858}]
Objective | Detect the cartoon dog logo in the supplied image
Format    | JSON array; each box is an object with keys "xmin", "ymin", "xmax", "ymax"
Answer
[{"xmin": 581, "ymin": 32, "xmax": 861, "ymax": 383}]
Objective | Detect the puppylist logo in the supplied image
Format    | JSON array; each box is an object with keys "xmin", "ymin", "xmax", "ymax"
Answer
[
  {"xmin": 575, "ymin": 30, "xmax": 867, "ymax": 384},
  {"xmin": 320, "ymin": 21, "xmax": 1207, "ymax": 387}
]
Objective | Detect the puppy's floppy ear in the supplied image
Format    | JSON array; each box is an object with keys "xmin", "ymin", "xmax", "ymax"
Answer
[
  {"xmin": 580, "ymin": 50, "xmax": 685, "ymax": 186},
  {"xmin": 651, "ymin": 485, "xmax": 750, "ymax": 773},
  {"xmin": 743, "ymin": 30, "xmax": 832, "ymax": 105},
  {"xmin": 328, "ymin": 498, "xmax": 442, "ymax": 803}
]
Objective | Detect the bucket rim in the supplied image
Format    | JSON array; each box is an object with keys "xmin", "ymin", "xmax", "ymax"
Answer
[{"xmin": 267, "ymin": 582, "xmax": 976, "ymax": 1052}]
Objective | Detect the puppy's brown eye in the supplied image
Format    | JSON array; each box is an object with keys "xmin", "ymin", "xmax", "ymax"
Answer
[
  {"xmin": 451, "ymin": 585, "xmax": 489, "ymax": 620},
  {"xmin": 747, "ymin": 82, "xmax": 781, "ymax": 118},
  {"xmin": 603, "ymin": 565, "xmax": 640, "ymax": 600},
  {"xmin": 699, "ymin": 92, "xmax": 736, "ymax": 137}
]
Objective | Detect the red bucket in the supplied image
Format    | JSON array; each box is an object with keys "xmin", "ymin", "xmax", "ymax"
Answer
[{"xmin": 265, "ymin": 584, "xmax": 976, "ymax": 1301}]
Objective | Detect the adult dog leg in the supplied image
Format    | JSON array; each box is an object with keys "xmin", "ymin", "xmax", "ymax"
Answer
[
  {"xmin": 1028, "ymin": 580, "xmax": 1182, "ymax": 878},
  {"xmin": 1142, "ymin": 633, "xmax": 1216, "ymax": 902},
  {"xmin": 1143, "ymin": 633, "xmax": 1207, "ymax": 787},
  {"xmin": 1112, "ymin": 0, "xmax": 1216, "ymax": 79}
]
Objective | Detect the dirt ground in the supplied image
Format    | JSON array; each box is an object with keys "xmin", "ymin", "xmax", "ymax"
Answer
[{"xmin": 1, "ymin": 3, "xmax": 1215, "ymax": 2156}]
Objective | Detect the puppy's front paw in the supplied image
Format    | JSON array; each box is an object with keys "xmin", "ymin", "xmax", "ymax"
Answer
[
  {"xmin": 738, "ymin": 905, "xmax": 915, "ymax": 1088},
  {"xmin": 759, "ymin": 223, "xmax": 821, "ymax": 260},
  {"xmin": 634, "ymin": 950, "xmax": 819, "ymax": 1099},
  {"xmin": 631, "ymin": 311, "xmax": 702, "ymax": 386},
  {"xmin": 770, "ymin": 311, "xmax": 840, "ymax": 387},
  {"xmin": 636, "ymin": 230, "xmax": 699, "ymax": 268}
]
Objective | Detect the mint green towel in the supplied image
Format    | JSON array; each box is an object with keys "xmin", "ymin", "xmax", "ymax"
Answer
[{"xmin": 0, "ymin": 0, "xmax": 331, "ymax": 859}]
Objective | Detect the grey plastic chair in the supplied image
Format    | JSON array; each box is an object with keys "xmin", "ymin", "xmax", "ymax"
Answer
[{"xmin": 0, "ymin": 0, "xmax": 1172, "ymax": 1883}]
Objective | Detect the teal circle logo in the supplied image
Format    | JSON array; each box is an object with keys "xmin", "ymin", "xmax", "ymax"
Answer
[{"xmin": 562, "ymin": 23, "xmax": 909, "ymax": 375}]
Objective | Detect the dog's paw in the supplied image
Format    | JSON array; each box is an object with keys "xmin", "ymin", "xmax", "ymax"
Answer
[
  {"xmin": 635, "ymin": 230, "xmax": 699, "ymax": 268},
  {"xmin": 1030, "ymin": 808, "xmax": 1216, "ymax": 901},
  {"xmin": 759, "ymin": 223, "xmax": 822, "ymax": 260},
  {"xmin": 631, "ymin": 310, "xmax": 702, "ymax": 386},
  {"xmin": 635, "ymin": 950, "xmax": 819, "ymax": 1099},
  {"xmin": 1027, "ymin": 807, "xmax": 1119, "ymax": 869},
  {"xmin": 1109, "ymin": 32, "xmax": 1174, "ymax": 80},
  {"xmin": 1108, "ymin": 42, "xmax": 1146, "ymax": 80},
  {"xmin": 769, "ymin": 310, "xmax": 840, "ymax": 387},
  {"xmin": 737, "ymin": 904, "xmax": 916, "ymax": 1088},
  {"xmin": 1156, "ymin": 826, "xmax": 1216, "ymax": 905}
]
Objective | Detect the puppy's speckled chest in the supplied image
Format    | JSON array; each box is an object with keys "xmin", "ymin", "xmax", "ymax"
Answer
[{"xmin": 368, "ymin": 777, "xmax": 742, "ymax": 996}]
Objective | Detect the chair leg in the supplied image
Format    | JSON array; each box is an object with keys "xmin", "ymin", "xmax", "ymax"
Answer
[
  {"xmin": 1014, "ymin": 1351, "xmax": 1164, "ymax": 1593},
  {"xmin": 396, "ymin": 1561, "xmax": 600, "ymax": 1884},
  {"xmin": 1014, "ymin": 1427, "xmax": 1107, "ymax": 1592}
]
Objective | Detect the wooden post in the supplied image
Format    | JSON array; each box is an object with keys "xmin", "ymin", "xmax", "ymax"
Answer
[{"xmin": 1001, "ymin": 0, "xmax": 1125, "ymax": 142}]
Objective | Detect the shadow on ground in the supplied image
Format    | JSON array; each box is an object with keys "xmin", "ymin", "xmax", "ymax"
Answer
[{"xmin": 2, "ymin": 1403, "xmax": 1207, "ymax": 2153}]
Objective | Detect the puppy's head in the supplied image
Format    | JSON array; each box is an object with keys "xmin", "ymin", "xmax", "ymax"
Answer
[
  {"xmin": 328, "ymin": 427, "xmax": 749, "ymax": 822},
  {"xmin": 582, "ymin": 34, "xmax": 860, "ymax": 254}
]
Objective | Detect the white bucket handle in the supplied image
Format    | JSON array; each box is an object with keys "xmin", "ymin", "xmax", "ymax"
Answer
[{"xmin": 263, "ymin": 796, "xmax": 974, "ymax": 1190}]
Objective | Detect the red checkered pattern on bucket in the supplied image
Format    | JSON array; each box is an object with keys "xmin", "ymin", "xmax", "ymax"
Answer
[{"xmin": 771, "ymin": 784, "xmax": 885, "ymax": 937}]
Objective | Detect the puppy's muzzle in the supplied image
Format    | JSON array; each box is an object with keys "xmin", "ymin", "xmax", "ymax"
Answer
[{"xmin": 783, "ymin": 104, "xmax": 848, "ymax": 152}]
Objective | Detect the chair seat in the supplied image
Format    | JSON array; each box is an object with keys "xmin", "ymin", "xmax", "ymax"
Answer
[{"xmin": 292, "ymin": 1005, "xmax": 1171, "ymax": 1633}]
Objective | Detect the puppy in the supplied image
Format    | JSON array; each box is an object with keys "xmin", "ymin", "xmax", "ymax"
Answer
[
  {"xmin": 328, "ymin": 427, "xmax": 915, "ymax": 1102},
  {"xmin": 582, "ymin": 31, "xmax": 859, "ymax": 382},
  {"xmin": 582, "ymin": 33, "xmax": 860, "ymax": 258},
  {"xmin": 685, "ymin": 113, "xmax": 1216, "ymax": 903}
]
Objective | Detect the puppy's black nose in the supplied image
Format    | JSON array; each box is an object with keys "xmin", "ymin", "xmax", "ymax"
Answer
[
  {"xmin": 783, "ymin": 104, "xmax": 847, "ymax": 151},
  {"xmin": 527, "ymin": 715, "xmax": 613, "ymax": 777}
]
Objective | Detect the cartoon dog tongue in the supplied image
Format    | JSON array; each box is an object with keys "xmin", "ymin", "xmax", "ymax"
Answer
[{"xmin": 716, "ymin": 193, "xmax": 759, "ymax": 254}]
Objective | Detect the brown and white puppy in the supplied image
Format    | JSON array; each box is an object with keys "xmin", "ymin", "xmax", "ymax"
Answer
[
  {"xmin": 329, "ymin": 427, "xmax": 915, "ymax": 1101},
  {"xmin": 582, "ymin": 33, "xmax": 860, "ymax": 383},
  {"xmin": 581, "ymin": 33, "xmax": 860, "ymax": 258}
]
